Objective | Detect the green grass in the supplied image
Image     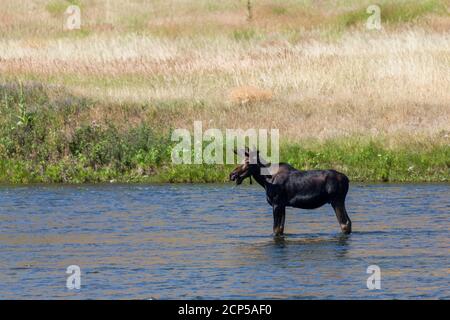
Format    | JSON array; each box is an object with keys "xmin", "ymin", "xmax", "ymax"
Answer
[
  {"xmin": 382, "ymin": 0, "xmax": 448, "ymax": 23},
  {"xmin": 334, "ymin": 0, "xmax": 448, "ymax": 30},
  {"xmin": 46, "ymin": 0, "xmax": 82, "ymax": 16},
  {"xmin": 270, "ymin": 5, "xmax": 288, "ymax": 16},
  {"xmin": 232, "ymin": 28, "xmax": 261, "ymax": 41},
  {"xmin": 281, "ymin": 139, "xmax": 449, "ymax": 183},
  {"xmin": 0, "ymin": 82, "xmax": 448, "ymax": 184},
  {"xmin": 3, "ymin": 0, "xmax": 447, "ymax": 40}
]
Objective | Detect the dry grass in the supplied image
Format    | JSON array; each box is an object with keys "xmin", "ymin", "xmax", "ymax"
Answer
[
  {"xmin": 0, "ymin": 0, "xmax": 449, "ymax": 145},
  {"xmin": 229, "ymin": 85, "xmax": 273, "ymax": 104}
]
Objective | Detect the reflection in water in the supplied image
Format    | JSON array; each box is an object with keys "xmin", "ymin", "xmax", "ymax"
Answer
[
  {"xmin": 251, "ymin": 233, "xmax": 351, "ymax": 262},
  {"xmin": 272, "ymin": 233, "xmax": 350, "ymax": 247},
  {"xmin": 0, "ymin": 183, "xmax": 448, "ymax": 299}
]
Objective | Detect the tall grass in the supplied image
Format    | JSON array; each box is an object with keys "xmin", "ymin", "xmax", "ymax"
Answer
[
  {"xmin": 0, "ymin": 0, "xmax": 449, "ymax": 183},
  {"xmin": 1, "ymin": 30, "xmax": 449, "ymax": 143},
  {"xmin": 0, "ymin": 83, "xmax": 448, "ymax": 184}
]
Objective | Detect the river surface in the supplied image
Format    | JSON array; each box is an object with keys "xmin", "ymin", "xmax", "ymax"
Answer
[{"xmin": 0, "ymin": 183, "xmax": 448, "ymax": 299}]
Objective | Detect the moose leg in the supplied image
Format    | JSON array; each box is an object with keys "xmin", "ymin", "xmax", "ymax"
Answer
[
  {"xmin": 280, "ymin": 208, "xmax": 286, "ymax": 234},
  {"xmin": 331, "ymin": 201, "xmax": 352, "ymax": 234},
  {"xmin": 273, "ymin": 205, "xmax": 286, "ymax": 236}
]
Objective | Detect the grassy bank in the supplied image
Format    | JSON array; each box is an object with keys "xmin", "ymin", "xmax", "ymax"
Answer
[
  {"xmin": 0, "ymin": 83, "xmax": 448, "ymax": 184},
  {"xmin": 0, "ymin": 1, "xmax": 449, "ymax": 183},
  {"xmin": 1, "ymin": 1, "xmax": 450, "ymax": 142}
]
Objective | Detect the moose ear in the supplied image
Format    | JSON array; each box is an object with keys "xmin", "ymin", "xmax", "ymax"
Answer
[
  {"xmin": 234, "ymin": 148, "xmax": 247, "ymax": 160},
  {"xmin": 255, "ymin": 149, "xmax": 267, "ymax": 165}
]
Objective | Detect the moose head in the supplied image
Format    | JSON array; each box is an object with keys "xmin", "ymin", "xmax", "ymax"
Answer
[{"xmin": 229, "ymin": 147, "xmax": 263, "ymax": 185}]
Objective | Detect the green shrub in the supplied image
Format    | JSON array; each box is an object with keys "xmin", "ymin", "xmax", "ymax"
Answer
[{"xmin": 0, "ymin": 82, "xmax": 448, "ymax": 184}]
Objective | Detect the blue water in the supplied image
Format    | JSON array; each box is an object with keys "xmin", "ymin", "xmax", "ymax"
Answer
[{"xmin": 0, "ymin": 183, "xmax": 448, "ymax": 299}]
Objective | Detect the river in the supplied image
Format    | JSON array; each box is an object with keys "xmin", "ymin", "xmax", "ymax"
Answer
[{"xmin": 0, "ymin": 183, "xmax": 448, "ymax": 299}]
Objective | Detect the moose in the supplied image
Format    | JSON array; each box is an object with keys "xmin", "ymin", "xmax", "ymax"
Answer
[{"xmin": 229, "ymin": 148, "xmax": 352, "ymax": 236}]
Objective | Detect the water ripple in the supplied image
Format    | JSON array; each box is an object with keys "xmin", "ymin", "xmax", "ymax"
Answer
[{"xmin": 0, "ymin": 183, "xmax": 448, "ymax": 299}]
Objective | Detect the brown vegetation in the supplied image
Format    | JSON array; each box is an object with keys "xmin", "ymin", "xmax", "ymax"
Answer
[{"xmin": 0, "ymin": 0, "xmax": 449, "ymax": 145}]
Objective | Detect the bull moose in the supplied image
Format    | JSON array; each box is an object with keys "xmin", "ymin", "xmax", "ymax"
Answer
[{"xmin": 229, "ymin": 148, "xmax": 352, "ymax": 236}]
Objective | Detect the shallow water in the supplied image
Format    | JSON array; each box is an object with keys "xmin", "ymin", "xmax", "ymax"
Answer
[{"xmin": 0, "ymin": 183, "xmax": 448, "ymax": 299}]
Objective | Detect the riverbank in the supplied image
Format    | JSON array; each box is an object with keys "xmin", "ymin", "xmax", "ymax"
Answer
[
  {"xmin": 0, "ymin": 83, "xmax": 448, "ymax": 184},
  {"xmin": 1, "ymin": 141, "xmax": 448, "ymax": 184},
  {"xmin": 1, "ymin": 1, "xmax": 449, "ymax": 183}
]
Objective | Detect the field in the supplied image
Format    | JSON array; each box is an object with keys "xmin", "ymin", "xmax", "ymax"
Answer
[{"xmin": 0, "ymin": 0, "xmax": 449, "ymax": 183}]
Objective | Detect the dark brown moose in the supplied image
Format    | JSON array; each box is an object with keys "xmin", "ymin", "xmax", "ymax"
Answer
[{"xmin": 230, "ymin": 148, "xmax": 352, "ymax": 236}]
